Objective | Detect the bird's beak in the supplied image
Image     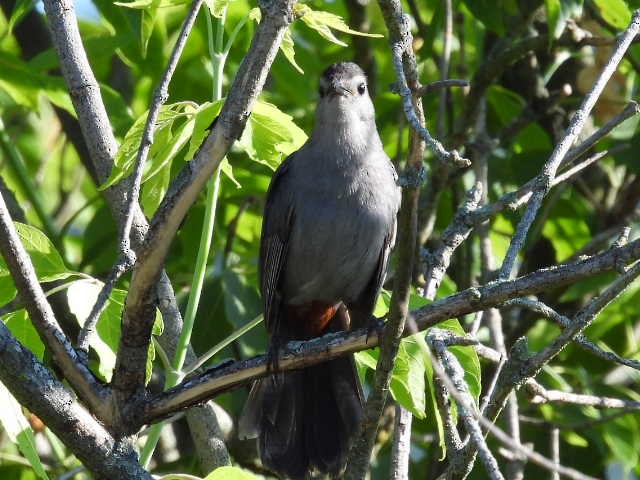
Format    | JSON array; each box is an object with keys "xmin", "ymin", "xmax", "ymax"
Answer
[{"xmin": 329, "ymin": 81, "xmax": 352, "ymax": 97}]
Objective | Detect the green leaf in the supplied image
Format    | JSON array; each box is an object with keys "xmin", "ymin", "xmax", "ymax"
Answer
[
  {"xmin": 294, "ymin": 4, "xmax": 383, "ymax": 46},
  {"xmin": 204, "ymin": 0, "xmax": 235, "ymax": 17},
  {"xmin": 140, "ymin": 8, "xmax": 156, "ymax": 57},
  {"xmin": 184, "ymin": 100, "xmax": 224, "ymax": 161},
  {"xmin": 4, "ymin": 310, "xmax": 44, "ymax": 360},
  {"xmin": 141, "ymin": 162, "xmax": 171, "ymax": 216},
  {"xmin": 0, "ymin": 54, "xmax": 75, "ymax": 116},
  {"xmin": 592, "ymin": 0, "xmax": 631, "ymax": 29},
  {"xmin": 115, "ymin": 0, "xmax": 189, "ymax": 9},
  {"xmin": 602, "ymin": 415, "xmax": 640, "ymax": 470},
  {"xmin": 0, "ymin": 382, "xmax": 49, "ymax": 480},
  {"xmin": 186, "ymin": 99, "xmax": 306, "ymax": 168},
  {"xmin": 0, "ymin": 223, "xmax": 72, "ymax": 305},
  {"xmin": 204, "ymin": 465, "xmax": 258, "ymax": 480},
  {"xmin": 220, "ymin": 157, "xmax": 241, "ymax": 188},
  {"xmin": 237, "ymin": 100, "xmax": 307, "ymax": 168},
  {"xmin": 391, "ymin": 334, "xmax": 428, "ymax": 418},
  {"xmin": 280, "ymin": 28, "xmax": 304, "ymax": 74},
  {"xmin": 545, "ymin": 0, "xmax": 562, "ymax": 38},
  {"xmin": 67, "ymin": 279, "xmax": 161, "ymax": 383},
  {"xmin": 101, "ymin": 102, "xmax": 197, "ymax": 190},
  {"xmin": 436, "ymin": 319, "xmax": 482, "ymax": 403},
  {"xmin": 13, "ymin": 224, "xmax": 69, "ymax": 281},
  {"xmin": 546, "ymin": 0, "xmax": 584, "ymax": 38},
  {"xmin": 460, "ymin": 0, "xmax": 518, "ymax": 35},
  {"xmin": 542, "ymin": 197, "xmax": 591, "ymax": 261},
  {"xmin": 0, "ymin": 277, "xmax": 17, "ymax": 306}
]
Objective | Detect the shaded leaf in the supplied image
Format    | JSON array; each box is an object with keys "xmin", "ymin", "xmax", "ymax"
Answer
[{"xmin": 0, "ymin": 382, "xmax": 49, "ymax": 480}]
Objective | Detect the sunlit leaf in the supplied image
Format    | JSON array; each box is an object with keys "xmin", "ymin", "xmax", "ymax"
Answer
[
  {"xmin": 204, "ymin": 465, "xmax": 258, "ymax": 480},
  {"xmin": 591, "ymin": 0, "xmax": 631, "ymax": 29},
  {"xmin": 295, "ymin": 4, "xmax": 383, "ymax": 47},
  {"xmin": 4, "ymin": 310, "xmax": 44, "ymax": 360},
  {"xmin": 236, "ymin": 100, "xmax": 307, "ymax": 168},
  {"xmin": 101, "ymin": 102, "xmax": 197, "ymax": 190},
  {"xmin": 67, "ymin": 280, "xmax": 123, "ymax": 381}
]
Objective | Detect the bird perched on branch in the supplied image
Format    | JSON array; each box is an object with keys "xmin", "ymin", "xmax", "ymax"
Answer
[{"xmin": 239, "ymin": 62, "xmax": 401, "ymax": 479}]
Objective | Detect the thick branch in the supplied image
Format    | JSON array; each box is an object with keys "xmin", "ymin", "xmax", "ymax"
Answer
[
  {"xmin": 0, "ymin": 192, "xmax": 109, "ymax": 419},
  {"xmin": 0, "ymin": 322, "xmax": 150, "ymax": 480}
]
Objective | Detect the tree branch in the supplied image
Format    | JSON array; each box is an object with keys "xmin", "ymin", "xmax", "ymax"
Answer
[
  {"xmin": 139, "ymin": 237, "xmax": 640, "ymax": 427},
  {"xmin": 347, "ymin": 1, "xmax": 425, "ymax": 476},
  {"xmin": 111, "ymin": 0, "xmax": 296, "ymax": 411},
  {"xmin": 40, "ymin": 0, "xmax": 231, "ymax": 465},
  {"xmin": 0, "ymin": 321, "xmax": 151, "ymax": 480},
  {"xmin": 0, "ymin": 191, "xmax": 109, "ymax": 419},
  {"xmin": 497, "ymin": 11, "xmax": 640, "ymax": 280}
]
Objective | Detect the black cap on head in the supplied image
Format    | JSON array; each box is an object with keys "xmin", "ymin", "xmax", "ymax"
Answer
[{"xmin": 321, "ymin": 62, "xmax": 366, "ymax": 83}]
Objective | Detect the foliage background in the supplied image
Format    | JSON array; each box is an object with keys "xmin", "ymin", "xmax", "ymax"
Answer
[{"xmin": 0, "ymin": 0, "xmax": 639, "ymax": 478}]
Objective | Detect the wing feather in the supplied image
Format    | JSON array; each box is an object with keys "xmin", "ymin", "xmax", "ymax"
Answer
[{"xmin": 259, "ymin": 155, "xmax": 295, "ymax": 334}]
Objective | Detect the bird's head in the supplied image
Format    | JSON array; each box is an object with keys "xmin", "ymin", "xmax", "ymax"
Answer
[{"xmin": 315, "ymin": 62, "xmax": 376, "ymax": 128}]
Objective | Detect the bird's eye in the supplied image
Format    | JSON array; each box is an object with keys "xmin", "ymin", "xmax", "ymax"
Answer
[{"xmin": 357, "ymin": 83, "xmax": 366, "ymax": 95}]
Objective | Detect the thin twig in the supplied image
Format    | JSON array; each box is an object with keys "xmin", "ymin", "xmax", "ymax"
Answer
[
  {"xmin": 386, "ymin": 17, "xmax": 469, "ymax": 168},
  {"xmin": 504, "ymin": 297, "xmax": 640, "ymax": 371},
  {"xmin": 550, "ymin": 428, "xmax": 560, "ymax": 480},
  {"xmin": 429, "ymin": 331, "xmax": 505, "ymax": 480},
  {"xmin": 417, "ymin": 79, "xmax": 469, "ymax": 96},
  {"xmin": 428, "ymin": 329, "xmax": 598, "ymax": 480},
  {"xmin": 437, "ymin": 0, "xmax": 453, "ymax": 139},
  {"xmin": 526, "ymin": 380, "xmax": 640, "ymax": 409},
  {"xmin": 423, "ymin": 182, "xmax": 483, "ymax": 299},
  {"xmin": 497, "ymin": 11, "xmax": 640, "ymax": 280}
]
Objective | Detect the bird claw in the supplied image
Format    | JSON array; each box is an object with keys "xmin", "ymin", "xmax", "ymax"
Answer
[{"xmin": 365, "ymin": 316, "xmax": 385, "ymax": 344}]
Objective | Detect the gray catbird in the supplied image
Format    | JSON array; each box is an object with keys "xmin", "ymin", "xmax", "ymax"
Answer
[{"xmin": 239, "ymin": 62, "xmax": 401, "ymax": 479}]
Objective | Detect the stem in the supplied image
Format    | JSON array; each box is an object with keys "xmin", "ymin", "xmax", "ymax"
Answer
[
  {"xmin": 183, "ymin": 314, "xmax": 263, "ymax": 375},
  {"xmin": 140, "ymin": 8, "xmax": 227, "ymax": 467}
]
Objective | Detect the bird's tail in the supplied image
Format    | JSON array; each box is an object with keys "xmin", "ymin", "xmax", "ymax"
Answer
[{"xmin": 239, "ymin": 354, "xmax": 363, "ymax": 479}]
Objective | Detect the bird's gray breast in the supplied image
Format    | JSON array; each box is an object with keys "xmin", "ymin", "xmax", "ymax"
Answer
[{"xmin": 283, "ymin": 152, "xmax": 399, "ymax": 305}]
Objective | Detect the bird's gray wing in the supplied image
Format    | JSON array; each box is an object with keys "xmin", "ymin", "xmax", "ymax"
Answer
[
  {"xmin": 348, "ymin": 220, "xmax": 397, "ymax": 329},
  {"xmin": 259, "ymin": 155, "xmax": 295, "ymax": 335}
]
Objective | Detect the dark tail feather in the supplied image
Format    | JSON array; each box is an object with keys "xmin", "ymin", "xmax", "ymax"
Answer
[
  {"xmin": 304, "ymin": 355, "xmax": 363, "ymax": 474},
  {"xmin": 239, "ymin": 357, "xmax": 363, "ymax": 479}
]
